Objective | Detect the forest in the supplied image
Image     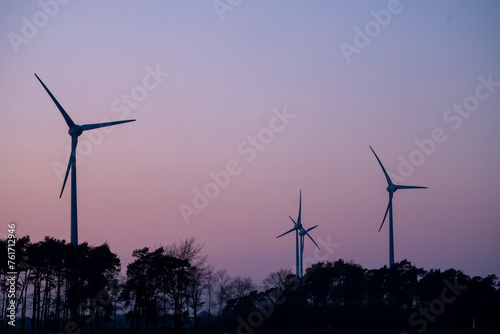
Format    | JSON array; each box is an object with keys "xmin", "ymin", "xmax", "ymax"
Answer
[{"xmin": 0, "ymin": 236, "xmax": 499, "ymax": 333}]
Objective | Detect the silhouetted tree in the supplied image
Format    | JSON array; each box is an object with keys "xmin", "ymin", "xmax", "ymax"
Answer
[
  {"xmin": 165, "ymin": 238, "xmax": 208, "ymax": 332},
  {"xmin": 262, "ymin": 268, "xmax": 293, "ymax": 292},
  {"xmin": 203, "ymin": 265, "xmax": 216, "ymax": 330},
  {"xmin": 214, "ymin": 269, "xmax": 232, "ymax": 319}
]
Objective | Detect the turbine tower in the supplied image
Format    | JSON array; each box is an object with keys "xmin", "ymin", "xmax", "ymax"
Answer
[
  {"xmin": 369, "ymin": 146, "xmax": 427, "ymax": 267},
  {"xmin": 298, "ymin": 223, "xmax": 319, "ymax": 277},
  {"xmin": 276, "ymin": 190, "xmax": 320, "ymax": 277},
  {"xmin": 35, "ymin": 74, "xmax": 136, "ymax": 245}
]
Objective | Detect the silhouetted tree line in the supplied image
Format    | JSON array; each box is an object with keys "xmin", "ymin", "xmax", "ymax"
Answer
[
  {"xmin": 0, "ymin": 236, "xmax": 120, "ymax": 333},
  {"xmin": 219, "ymin": 260, "xmax": 500, "ymax": 333},
  {"xmin": 1, "ymin": 236, "xmax": 499, "ymax": 333}
]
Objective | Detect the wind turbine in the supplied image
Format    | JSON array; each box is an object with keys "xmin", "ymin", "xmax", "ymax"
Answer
[
  {"xmin": 369, "ymin": 146, "xmax": 427, "ymax": 267},
  {"xmin": 276, "ymin": 190, "xmax": 320, "ymax": 277},
  {"xmin": 35, "ymin": 73, "xmax": 136, "ymax": 245}
]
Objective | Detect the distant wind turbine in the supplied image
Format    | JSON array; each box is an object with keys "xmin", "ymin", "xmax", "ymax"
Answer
[
  {"xmin": 276, "ymin": 190, "xmax": 320, "ymax": 277},
  {"xmin": 35, "ymin": 73, "xmax": 135, "ymax": 245},
  {"xmin": 369, "ymin": 146, "xmax": 427, "ymax": 267}
]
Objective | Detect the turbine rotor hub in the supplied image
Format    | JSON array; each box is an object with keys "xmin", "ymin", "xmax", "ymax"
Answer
[
  {"xmin": 387, "ymin": 185, "xmax": 397, "ymax": 193},
  {"xmin": 68, "ymin": 126, "xmax": 82, "ymax": 137}
]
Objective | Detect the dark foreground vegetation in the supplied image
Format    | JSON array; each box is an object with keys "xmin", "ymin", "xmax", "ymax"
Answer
[{"xmin": 1, "ymin": 235, "xmax": 499, "ymax": 333}]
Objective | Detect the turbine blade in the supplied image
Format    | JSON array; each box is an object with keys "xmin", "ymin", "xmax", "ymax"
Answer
[
  {"xmin": 288, "ymin": 215, "xmax": 297, "ymax": 225},
  {"xmin": 369, "ymin": 146, "xmax": 393, "ymax": 186},
  {"xmin": 305, "ymin": 232, "xmax": 321, "ymax": 250},
  {"xmin": 80, "ymin": 119, "xmax": 136, "ymax": 131},
  {"xmin": 34, "ymin": 74, "xmax": 76, "ymax": 129},
  {"xmin": 396, "ymin": 185, "xmax": 428, "ymax": 190},
  {"xmin": 60, "ymin": 136, "xmax": 78, "ymax": 198},
  {"xmin": 305, "ymin": 225, "xmax": 318, "ymax": 233},
  {"xmin": 276, "ymin": 227, "xmax": 297, "ymax": 239},
  {"xmin": 59, "ymin": 159, "xmax": 71, "ymax": 198},
  {"xmin": 378, "ymin": 193, "xmax": 393, "ymax": 232},
  {"xmin": 298, "ymin": 190, "xmax": 302, "ymax": 225}
]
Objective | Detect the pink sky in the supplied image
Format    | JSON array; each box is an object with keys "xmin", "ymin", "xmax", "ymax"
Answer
[{"xmin": 1, "ymin": 1, "xmax": 500, "ymax": 284}]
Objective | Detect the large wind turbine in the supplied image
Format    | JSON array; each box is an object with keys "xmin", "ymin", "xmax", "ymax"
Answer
[
  {"xmin": 276, "ymin": 190, "xmax": 320, "ymax": 277},
  {"xmin": 35, "ymin": 74, "xmax": 136, "ymax": 245},
  {"xmin": 369, "ymin": 146, "xmax": 427, "ymax": 267}
]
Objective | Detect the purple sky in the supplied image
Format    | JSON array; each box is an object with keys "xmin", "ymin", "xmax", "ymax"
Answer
[{"xmin": 1, "ymin": 1, "xmax": 499, "ymax": 284}]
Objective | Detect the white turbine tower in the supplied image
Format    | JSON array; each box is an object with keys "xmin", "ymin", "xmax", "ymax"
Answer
[
  {"xmin": 277, "ymin": 190, "xmax": 320, "ymax": 277},
  {"xmin": 35, "ymin": 73, "xmax": 136, "ymax": 245},
  {"xmin": 369, "ymin": 146, "xmax": 427, "ymax": 267}
]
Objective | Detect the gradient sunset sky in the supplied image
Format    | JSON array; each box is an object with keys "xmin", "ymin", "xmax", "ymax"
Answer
[{"xmin": 1, "ymin": 1, "xmax": 499, "ymax": 283}]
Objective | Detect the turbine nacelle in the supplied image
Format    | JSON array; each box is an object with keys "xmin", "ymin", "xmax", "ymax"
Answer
[
  {"xmin": 68, "ymin": 126, "xmax": 83, "ymax": 137},
  {"xmin": 290, "ymin": 216, "xmax": 302, "ymax": 230},
  {"xmin": 386, "ymin": 184, "xmax": 397, "ymax": 193},
  {"xmin": 299, "ymin": 225, "xmax": 318, "ymax": 237}
]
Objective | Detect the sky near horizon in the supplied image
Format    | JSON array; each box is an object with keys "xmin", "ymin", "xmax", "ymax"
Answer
[{"xmin": 1, "ymin": 1, "xmax": 500, "ymax": 284}]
